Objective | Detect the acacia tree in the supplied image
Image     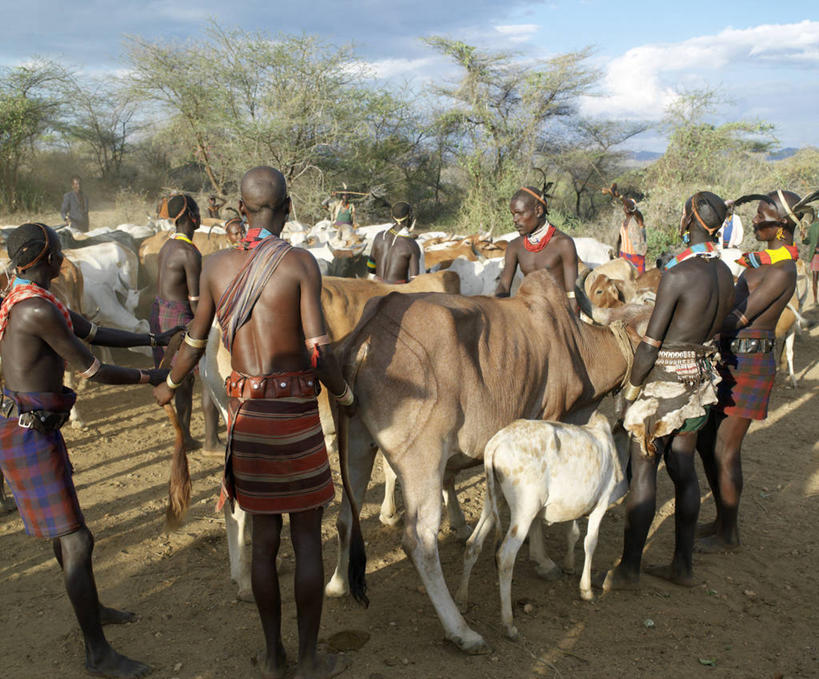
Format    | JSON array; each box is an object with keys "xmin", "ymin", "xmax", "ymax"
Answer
[
  {"xmin": 546, "ymin": 118, "xmax": 649, "ymax": 218},
  {"xmin": 63, "ymin": 76, "xmax": 139, "ymax": 182},
  {"xmin": 424, "ymin": 37, "xmax": 598, "ymax": 232},
  {"xmin": 0, "ymin": 60, "xmax": 67, "ymax": 210}
]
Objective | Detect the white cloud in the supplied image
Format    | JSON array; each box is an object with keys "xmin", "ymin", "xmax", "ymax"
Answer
[
  {"xmin": 361, "ymin": 56, "xmax": 439, "ymax": 80},
  {"xmin": 494, "ymin": 24, "xmax": 539, "ymax": 43},
  {"xmin": 581, "ymin": 20, "xmax": 819, "ymax": 120}
]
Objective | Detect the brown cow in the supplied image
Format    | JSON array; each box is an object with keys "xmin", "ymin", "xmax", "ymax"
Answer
[{"xmin": 326, "ymin": 270, "xmax": 637, "ymax": 653}]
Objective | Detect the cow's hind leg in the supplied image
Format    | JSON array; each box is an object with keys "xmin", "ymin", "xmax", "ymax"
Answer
[
  {"xmin": 455, "ymin": 495, "xmax": 495, "ymax": 612},
  {"xmin": 225, "ymin": 504, "xmax": 253, "ymax": 602},
  {"xmin": 400, "ymin": 469, "xmax": 489, "ymax": 654},
  {"xmin": 528, "ymin": 517, "xmax": 562, "ymax": 581},
  {"xmin": 498, "ymin": 498, "xmax": 540, "ymax": 640},
  {"xmin": 379, "ymin": 455, "xmax": 401, "ymax": 527},
  {"xmin": 443, "ymin": 470, "xmax": 471, "ymax": 541},
  {"xmin": 325, "ymin": 418, "xmax": 377, "ymax": 598},
  {"xmin": 564, "ymin": 520, "xmax": 580, "ymax": 574},
  {"xmin": 579, "ymin": 502, "xmax": 607, "ymax": 601}
]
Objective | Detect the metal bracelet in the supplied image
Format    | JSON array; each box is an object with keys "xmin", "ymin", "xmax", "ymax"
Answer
[
  {"xmin": 138, "ymin": 370, "xmax": 150, "ymax": 384},
  {"xmin": 79, "ymin": 357, "xmax": 101, "ymax": 379},
  {"xmin": 166, "ymin": 373, "xmax": 183, "ymax": 390},
  {"xmin": 332, "ymin": 382, "xmax": 354, "ymax": 407},
  {"xmin": 184, "ymin": 332, "xmax": 208, "ymax": 349},
  {"xmin": 149, "ymin": 332, "xmax": 157, "ymax": 347},
  {"xmin": 82, "ymin": 322, "xmax": 99, "ymax": 343},
  {"xmin": 622, "ymin": 382, "xmax": 642, "ymax": 401}
]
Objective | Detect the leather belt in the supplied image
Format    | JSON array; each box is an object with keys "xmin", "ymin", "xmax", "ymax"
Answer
[
  {"xmin": 0, "ymin": 396, "xmax": 71, "ymax": 432},
  {"xmin": 728, "ymin": 337, "xmax": 774, "ymax": 354},
  {"xmin": 225, "ymin": 371, "xmax": 319, "ymax": 400}
]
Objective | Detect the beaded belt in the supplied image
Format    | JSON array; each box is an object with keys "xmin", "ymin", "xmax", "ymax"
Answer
[
  {"xmin": 728, "ymin": 337, "xmax": 774, "ymax": 354},
  {"xmin": 225, "ymin": 370, "xmax": 319, "ymax": 400}
]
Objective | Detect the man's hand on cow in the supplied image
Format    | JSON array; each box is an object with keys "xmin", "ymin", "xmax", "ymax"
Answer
[
  {"xmin": 153, "ymin": 381, "xmax": 175, "ymax": 405},
  {"xmin": 156, "ymin": 326, "xmax": 186, "ymax": 346}
]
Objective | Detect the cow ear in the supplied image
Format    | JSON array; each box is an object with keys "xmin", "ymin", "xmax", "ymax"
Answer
[{"xmin": 612, "ymin": 278, "xmax": 627, "ymax": 301}]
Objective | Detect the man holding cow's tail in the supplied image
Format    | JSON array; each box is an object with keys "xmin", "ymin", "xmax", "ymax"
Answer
[
  {"xmin": 604, "ymin": 191, "xmax": 738, "ymax": 591},
  {"xmin": 154, "ymin": 166, "xmax": 354, "ymax": 679}
]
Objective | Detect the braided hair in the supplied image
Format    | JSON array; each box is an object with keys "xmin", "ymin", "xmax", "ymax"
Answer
[{"xmin": 7, "ymin": 223, "xmax": 59, "ymax": 271}]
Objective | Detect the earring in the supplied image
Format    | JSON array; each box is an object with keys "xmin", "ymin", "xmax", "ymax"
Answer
[
  {"xmin": 776, "ymin": 227, "xmax": 785, "ymax": 241},
  {"xmin": 682, "ymin": 232, "xmax": 690, "ymax": 245}
]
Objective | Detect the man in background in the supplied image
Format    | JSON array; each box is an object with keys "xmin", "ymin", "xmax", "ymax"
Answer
[{"xmin": 61, "ymin": 176, "xmax": 90, "ymax": 232}]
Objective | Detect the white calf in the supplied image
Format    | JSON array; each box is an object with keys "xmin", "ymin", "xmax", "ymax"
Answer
[{"xmin": 456, "ymin": 413, "xmax": 628, "ymax": 640}]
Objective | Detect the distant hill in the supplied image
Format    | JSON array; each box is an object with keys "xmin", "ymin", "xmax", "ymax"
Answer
[
  {"xmin": 767, "ymin": 147, "xmax": 798, "ymax": 161},
  {"xmin": 629, "ymin": 150, "xmax": 663, "ymax": 162}
]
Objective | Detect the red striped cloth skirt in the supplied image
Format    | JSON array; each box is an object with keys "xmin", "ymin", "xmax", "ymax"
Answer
[
  {"xmin": 620, "ymin": 252, "xmax": 646, "ymax": 273},
  {"xmin": 0, "ymin": 388, "xmax": 84, "ymax": 538},
  {"xmin": 717, "ymin": 328, "xmax": 776, "ymax": 420},
  {"xmin": 221, "ymin": 373, "xmax": 334, "ymax": 514}
]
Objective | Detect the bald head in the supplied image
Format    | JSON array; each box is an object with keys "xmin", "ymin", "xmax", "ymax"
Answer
[{"xmin": 240, "ymin": 166, "xmax": 288, "ymax": 215}]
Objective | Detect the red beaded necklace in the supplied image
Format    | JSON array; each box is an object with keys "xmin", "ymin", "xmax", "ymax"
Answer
[{"xmin": 523, "ymin": 223, "xmax": 556, "ymax": 253}]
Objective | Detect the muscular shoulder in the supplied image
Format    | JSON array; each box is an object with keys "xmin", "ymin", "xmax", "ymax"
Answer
[
  {"xmin": 9, "ymin": 297, "xmax": 68, "ymax": 334},
  {"xmin": 287, "ymin": 246, "xmax": 322, "ymax": 277},
  {"xmin": 552, "ymin": 231, "xmax": 577, "ymax": 256}
]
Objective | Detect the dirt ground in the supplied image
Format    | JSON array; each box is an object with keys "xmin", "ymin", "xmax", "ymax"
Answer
[{"xmin": 2, "ymin": 322, "xmax": 818, "ymax": 679}]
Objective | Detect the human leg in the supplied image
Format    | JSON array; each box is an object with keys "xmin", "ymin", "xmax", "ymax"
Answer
[
  {"xmin": 251, "ymin": 513, "xmax": 286, "ymax": 679},
  {"xmin": 696, "ymin": 411, "xmax": 723, "ymax": 536},
  {"xmin": 605, "ymin": 438, "xmax": 660, "ymax": 589},
  {"xmin": 175, "ymin": 374, "xmax": 197, "ymax": 448},
  {"xmin": 290, "ymin": 507, "xmax": 350, "ymax": 679},
  {"xmin": 645, "ymin": 433, "xmax": 699, "ymax": 586},
  {"xmin": 57, "ymin": 527, "xmax": 149, "ymax": 677},
  {"xmin": 698, "ymin": 415, "xmax": 750, "ymax": 551}
]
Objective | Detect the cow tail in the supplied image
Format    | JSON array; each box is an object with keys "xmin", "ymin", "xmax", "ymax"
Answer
[
  {"xmin": 164, "ymin": 403, "xmax": 191, "ymax": 529},
  {"xmin": 340, "ymin": 338, "xmax": 370, "ymax": 607}
]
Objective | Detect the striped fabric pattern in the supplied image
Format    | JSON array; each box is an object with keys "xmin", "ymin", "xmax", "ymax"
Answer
[
  {"xmin": 717, "ymin": 328, "xmax": 776, "ymax": 420},
  {"xmin": 215, "ymin": 235, "xmax": 292, "ymax": 353},
  {"xmin": 0, "ymin": 283, "xmax": 73, "ymax": 342},
  {"xmin": 149, "ymin": 297, "xmax": 193, "ymax": 367},
  {"xmin": 621, "ymin": 252, "xmax": 646, "ymax": 273},
  {"xmin": 0, "ymin": 388, "xmax": 83, "ymax": 538},
  {"xmin": 222, "ymin": 389, "xmax": 334, "ymax": 514}
]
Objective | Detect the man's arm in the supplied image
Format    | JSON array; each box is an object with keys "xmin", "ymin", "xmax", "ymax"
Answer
[
  {"xmin": 627, "ymin": 270, "xmax": 681, "ymax": 389},
  {"xmin": 21, "ymin": 301, "xmax": 165, "ymax": 385},
  {"xmin": 183, "ymin": 251, "xmax": 202, "ymax": 313},
  {"xmin": 561, "ymin": 238, "xmax": 579, "ymax": 314},
  {"xmin": 723, "ymin": 267, "xmax": 793, "ymax": 333},
  {"xmin": 69, "ymin": 311, "xmax": 182, "ymax": 348},
  {"xmin": 495, "ymin": 243, "xmax": 519, "ymax": 297},
  {"xmin": 408, "ymin": 241, "xmax": 421, "ymax": 279},
  {"xmin": 298, "ymin": 252, "xmax": 347, "ymax": 398}
]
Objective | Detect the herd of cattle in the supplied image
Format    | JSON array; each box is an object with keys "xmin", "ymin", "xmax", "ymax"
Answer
[{"xmin": 0, "ymin": 215, "xmax": 813, "ymax": 651}]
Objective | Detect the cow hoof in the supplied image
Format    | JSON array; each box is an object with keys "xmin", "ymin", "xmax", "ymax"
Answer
[
  {"xmin": 236, "ymin": 587, "xmax": 254, "ymax": 603},
  {"xmin": 70, "ymin": 420, "xmax": 88, "ymax": 431},
  {"xmin": 449, "ymin": 630, "xmax": 491, "ymax": 655},
  {"xmin": 503, "ymin": 624, "xmax": 519, "ymax": 641},
  {"xmin": 534, "ymin": 563, "xmax": 563, "ymax": 581},
  {"xmin": 580, "ymin": 588, "xmax": 594, "ymax": 602},
  {"xmin": 452, "ymin": 523, "xmax": 473, "ymax": 543},
  {"xmin": 324, "ymin": 575, "xmax": 349, "ymax": 598},
  {"xmin": 378, "ymin": 511, "xmax": 402, "ymax": 528}
]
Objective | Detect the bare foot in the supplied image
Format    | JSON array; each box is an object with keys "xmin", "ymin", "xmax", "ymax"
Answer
[
  {"xmin": 86, "ymin": 647, "xmax": 150, "ymax": 678},
  {"xmin": 595, "ymin": 566, "xmax": 640, "ymax": 592},
  {"xmin": 99, "ymin": 605, "xmax": 137, "ymax": 625},
  {"xmin": 695, "ymin": 535, "xmax": 740, "ymax": 554},
  {"xmin": 253, "ymin": 646, "xmax": 287, "ymax": 679},
  {"xmin": 294, "ymin": 653, "xmax": 352, "ymax": 679},
  {"xmin": 696, "ymin": 520, "xmax": 718, "ymax": 538},
  {"xmin": 644, "ymin": 564, "xmax": 695, "ymax": 587}
]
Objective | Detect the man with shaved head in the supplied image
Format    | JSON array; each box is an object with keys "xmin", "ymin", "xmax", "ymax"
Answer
[{"xmin": 154, "ymin": 167, "xmax": 353, "ymax": 679}]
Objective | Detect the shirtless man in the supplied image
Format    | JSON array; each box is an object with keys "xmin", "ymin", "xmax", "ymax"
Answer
[
  {"xmin": 696, "ymin": 190, "xmax": 816, "ymax": 552},
  {"xmin": 0, "ymin": 223, "xmax": 173, "ymax": 678},
  {"xmin": 604, "ymin": 191, "xmax": 736, "ymax": 590},
  {"xmin": 367, "ymin": 202, "xmax": 421, "ymax": 284},
  {"xmin": 154, "ymin": 167, "xmax": 352, "ymax": 679},
  {"xmin": 225, "ymin": 216, "xmax": 247, "ymax": 245},
  {"xmin": 207, "ymin": 195, "xmax": 225, "ymax": 219},
  {"xmin": 150, "ymin": 194, "xmax": 220, "ymax": 452},
  {"xmin": 495, "ymin": 185, "xmax": 579, "ymax": 313}
]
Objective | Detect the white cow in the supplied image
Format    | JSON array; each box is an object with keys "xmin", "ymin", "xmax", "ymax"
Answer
[
  {"xmin": 447, "ymin": 256, "xmax": 523, "ymax": 296},
  {"xmin": 456, "ymin": 413, "xmax": 629, "ymax": 640},
  {"xmin": 64, "ymin": 242, "xmax": 149, "ymax": 344},
  {"xmin": 572, "ymin": 237, "xmax": 616, "ymax": 269}
]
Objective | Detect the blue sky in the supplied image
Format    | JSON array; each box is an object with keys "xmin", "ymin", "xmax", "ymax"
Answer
[{"xmin": 6, "ymin": 1, "xmax": 819, "ymax": 150}]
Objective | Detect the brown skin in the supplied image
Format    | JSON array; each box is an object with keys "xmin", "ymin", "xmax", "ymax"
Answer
[
  {"xmin": 155, "ymin": 204, "xmax": 221, "ymax": 451},
  {"xmin": 696, "ymin": 198, "xmax": 798, "ymax": 552},
  {"xmin": 226, "ymin": 220, "xmax": 246, "ymax": 245},
  {"xmin": 370, "ymin": 223, "xmax": 421, "ymax": 283},
  {"xmin": 154, "ymin": 167, "xmax": 351, "ymax": 679},
  {"xmin": 1, "ymin": 234, "xmax": 164, "ymax": 678},
  {"xmin": 496, "ymin": 196, "xmax": 579, "ymax": 314},
  {"xmin": 606, "ymin": 211, "xmax": 735, "ymax": 590},
  {"xmin": 207, "ymin": 195, "xmax": 225, "ymax": 219}
]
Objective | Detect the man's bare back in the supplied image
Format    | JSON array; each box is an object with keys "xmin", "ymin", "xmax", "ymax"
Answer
[{"xmin": 370, "ymin": 228, "xmax": 420, "ymax": 284}]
